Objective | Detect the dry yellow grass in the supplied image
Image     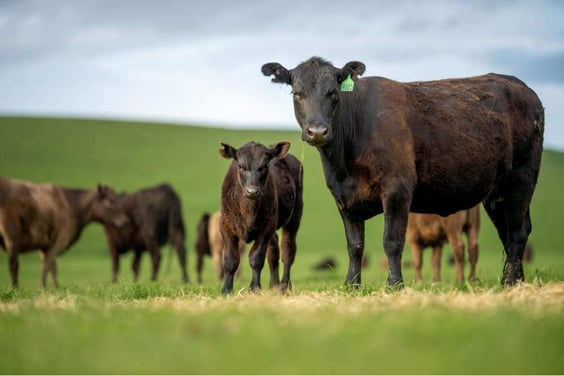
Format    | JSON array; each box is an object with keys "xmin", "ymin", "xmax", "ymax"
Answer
[{"xmin": 2, "ymin": 282, "xmax": 563, "ymax": 317}]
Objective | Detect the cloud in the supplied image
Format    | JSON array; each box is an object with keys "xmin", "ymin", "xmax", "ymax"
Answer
[{"xmin": 1, "ymin": 0, "xmax": 564, "ymax": 148}]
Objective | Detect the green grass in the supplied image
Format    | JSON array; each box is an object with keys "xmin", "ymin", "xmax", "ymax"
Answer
[{"xmin": 1, "ymin": 116, "xmax": 563, "ymax": 374}]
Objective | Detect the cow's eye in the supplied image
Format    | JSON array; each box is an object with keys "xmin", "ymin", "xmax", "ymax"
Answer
[{"xmin": 327, "ymin": 89, "xmax": 338, "ymax": 99}]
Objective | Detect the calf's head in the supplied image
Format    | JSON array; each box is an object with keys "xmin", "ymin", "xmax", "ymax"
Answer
[
  {"xmin": 220, "ymin": 141, "xmax": 290, "ymax": 199},
  {"xmin": 262, "ymin": 57, "xmax": 365, "ymax": 147},
  {"xmin": 91, "ymin": 185, "xmax": 129, "ymax": 227}
]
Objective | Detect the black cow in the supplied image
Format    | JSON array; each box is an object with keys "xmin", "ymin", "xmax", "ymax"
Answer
[
  {"xmin": 219, "ymin": 141, "xmax": 303, "ymax": 294},
  {"xmin": 262, "ymin": 57, "xmax": 544, "ymax": 287},
  {"xmin": 102, "ymin": 183, "xmax": 188, "ymax": 283}
]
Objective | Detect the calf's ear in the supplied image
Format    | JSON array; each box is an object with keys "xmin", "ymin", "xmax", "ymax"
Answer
[
  {"xmin": 338, "ymin": 61, "xmax": 366, "ymax": 83},
  {"xmin": 219, "ymin": 142, "xmax": 238, "ymax": 160},
  {"xmin": 261, "ymin": 63, "xmax": 291, "ymax": 85},
  {"xmin": 269, "ymin": 141, "xmax": 291, "ymax": 160}
]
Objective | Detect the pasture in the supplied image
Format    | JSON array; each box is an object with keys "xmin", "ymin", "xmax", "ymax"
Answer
[{"xmin": 1, "ymin": 116, "xmax": 564, "ymax": 374}]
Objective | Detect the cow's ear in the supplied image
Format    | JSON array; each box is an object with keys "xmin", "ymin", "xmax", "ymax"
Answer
[
  {"xmin": 97, "ymin": 184, "xmax": 104, "ymax": 196},
  {"xmin": 269, "ymin": 141, "xmax": 290, "ymax": 160},
  {"xmin": 219, "ymin": 142, "xmax": 237, "ymax": 160},
  {"xmin": 261, "ymin": 63, "xmax": 292, "ymax": 85},
  {"xmin": 338, "ymin": 61, "xmax": 366, "ymax": 83}
]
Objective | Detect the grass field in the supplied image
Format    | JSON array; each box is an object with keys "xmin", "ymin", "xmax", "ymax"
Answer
[{"xmin": 1, "ymin": 116, "xmax": 563, "ymax": 374}]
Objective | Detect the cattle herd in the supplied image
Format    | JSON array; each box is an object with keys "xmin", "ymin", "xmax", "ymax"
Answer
[{"xmin": 1, "ymin": 56, "xmax": 544, "ymax": 292}]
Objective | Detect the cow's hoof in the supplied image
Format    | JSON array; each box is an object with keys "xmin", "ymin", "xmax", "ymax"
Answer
[
  {"xmin": 501, "ymin": 261, "xmax": 525, "ymax": 287},
  {"xmin": 221, "ymin": 286, "xmax": 233, "ymax": 295},
  {"xmin": 278, "ymin": 281, "xmax": 292, "ymax": 292},
  {"xmin": 386, "ymin": 276, "xmax": 404, "ymax": 291}
]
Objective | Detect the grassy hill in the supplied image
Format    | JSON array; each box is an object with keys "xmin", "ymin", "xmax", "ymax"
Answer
[
  {"xmin": 1, "ymin": 116, "xmax": 563, "ymax": 374},
  {"xmin": 1, "ymin": 115, "xmax": 563, "ymax": 287}
]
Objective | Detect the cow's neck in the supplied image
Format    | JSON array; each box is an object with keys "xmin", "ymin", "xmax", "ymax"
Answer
[
  {"xmin": 319, "ymin": 95, "xmax": 365, "ymax": 179},
  {"xmin": 61, "ymin": 188, "xmax": 98, "ymax": 229}
]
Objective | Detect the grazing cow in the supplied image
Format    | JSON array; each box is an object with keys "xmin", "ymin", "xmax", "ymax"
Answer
[
  {"xmin": 407, "ymin": 205, "xmax": 480, "ymax": 283},
  {"xmin": 262, "ymin": 57, "xmax": 544, "ymax": 287},
  {"xmin": 0, "ymin": 176, "xmax": 129, "ymax": 288},
  {"xmin": 195, "ymin": 211, "xmax": 245, "ymax": 283},
  {"xmin": 219, "ymin": 141, "xmax": 303, "ymax": 294},
  {"xmin": 102, "ymin": 183, "xmax": 188, "ymax": 283}
]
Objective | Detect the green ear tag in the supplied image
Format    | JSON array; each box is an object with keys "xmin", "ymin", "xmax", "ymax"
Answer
[{"xmin": 340, "ymin": 74, "xmax": 354, "ymax": 92}]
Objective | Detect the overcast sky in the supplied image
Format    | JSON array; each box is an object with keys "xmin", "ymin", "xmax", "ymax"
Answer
[{"xmin": 1, "ymin": 0, "xmax": 563, "ymax": 150}]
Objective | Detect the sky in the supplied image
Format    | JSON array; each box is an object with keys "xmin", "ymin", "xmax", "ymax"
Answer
[{"xmin": 1, "ymin": 0, "xmax": 563, "ymax": 150}]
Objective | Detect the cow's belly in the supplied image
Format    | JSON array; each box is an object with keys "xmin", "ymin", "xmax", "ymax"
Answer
[{"xmin": 411, "ymin": 179, "xmax": 493, "ymax": 216}]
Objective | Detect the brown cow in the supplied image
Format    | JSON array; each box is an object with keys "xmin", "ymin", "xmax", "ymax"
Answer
[
  {"xmin": 219, "ymin": 141, "xmax": 303, "ymax": 294},
  {"xmin": 407, "ymin": 205, "xmax": 480, "ymax": 283},
  {"xmin": 263, "ymin": 57, "xmax": 544, "ymax": 287},
  {"xmin": 195, "ymin": 211, "xmax": 245, "ymax": 283},
  {"xmin": 102, "ymin": 183, "xmax": 188, "ymax": 283},
  {"xmin": 0, "ymin": 176, "xmax": 129, "ymax": 288}
]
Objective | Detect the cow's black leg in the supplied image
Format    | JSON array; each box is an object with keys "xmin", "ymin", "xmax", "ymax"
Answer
[
  {"xmin": 248, "ymin": 237, "xmax": 269, "ymax": 292},
  {"xmin": 132, "ymin": 251, "xmax": 142, "ymax": 282},
  {"xmin": 110, "ymin": 245, "xmax": 120, "ymax": 284},
  {"xmin": 266, "ymin": 233, "xmax": 280, "ymax": 288},
  {"xmin": 8, "ymin": 248, "xmax": 19, "ymax": 289},
  {"xmin": 221, "ymin": 234, "xmax": 241, "ymax": 294},
  {"xmin": 382, "ymin": 194, "xmax": 410, "ymax": 288},
  {"xmin": 339, "ymin": 209, "xmax": 365, "ymax": 286},
  {"xmin": 484, "ymin": 198, "xmax": 531, "ymax": 286},
  {"xmin": 146, "ymin": 240, "xmax": 161, "ymax": 282},
  {"xmin": 503, "ymin": 207, "xmax": 531, "ymax": 286},
  {"xmin": 280, "ymin": 228, "xmax": 297, "ymax": 291},
  {"xmin": 196, "ymin": 248, "xmax": 204, "ymax": 284},
  {"xmin": 174, "ymin": 242, "xmax": 189, "ymax": 283}
]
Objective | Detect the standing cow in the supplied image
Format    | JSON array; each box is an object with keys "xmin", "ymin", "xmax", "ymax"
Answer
[
  {"xmin": 102, "ymin": 183, "xmax": 188, "ymax": 283},
  {"xmin": 0, "ymin": 177, "xmax": 129, "ymax": 288},
  {"xmin": 262, "ymin": 57, "xmax": 543, "ymax": 287},
  {"xmin": 407, "ymin": 205, "xmax": 480, "ymax": 283},
  {"xmin": 219, "ymin": 141, "xmax": 303, "ymax": 294}
]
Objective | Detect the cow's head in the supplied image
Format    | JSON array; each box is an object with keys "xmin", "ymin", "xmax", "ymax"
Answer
[
  {"xmin": 219, "ymin": 141, "xmax": 290, "ymax": 199},
  {"xmin": 262, "ymin": 57, "xmax": 365, "ymax": 147},
  {"xmin": 91, "ymin": 184, "xmax": 129, "ymax": 227}
]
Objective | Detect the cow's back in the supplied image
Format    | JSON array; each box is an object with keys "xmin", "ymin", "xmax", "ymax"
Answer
[
  {"xmin": 0, "ymin": 177, "xmax": 75, "ymax": 253},
  {"xmin": 375, "ymin": 74, "xmax": 543, "ymax": 214},
  {"xmin": 119, "ymin": 184, "xmax": 184, "ymax": 248}
]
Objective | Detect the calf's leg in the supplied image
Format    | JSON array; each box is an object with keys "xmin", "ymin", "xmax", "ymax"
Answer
[
  {"xmin": 248, "ymin": 235, "xmax": 271, "ymax": 292},
  {"xmin": 266, "ymin": 233, "xmax": 280, "ymax": 288},
  {"xmin": 466, "ymin": 226, "xmax": 479, "ymax": 281},
  {"xmin": 221, "ymin": 233, "xmax": 241, "ymax": 294},
  {"xmin": 280, "ymin": 228, "xmax": 297, "ymax": 291},
  {"xmin": 431, "ymin": 245, "xmax": 443, "ymax": 283},
  {"xmin": 408, "ymin": 240, "xmax": 424, "ymax": 283}
]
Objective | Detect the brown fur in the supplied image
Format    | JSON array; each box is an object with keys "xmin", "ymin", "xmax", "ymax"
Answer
[
  {"xmin": 219, "ymin": 141, "xmax": 303, "ymax": 294},
  {"xmin": 102, "ymin": 183, "xmax": 188, "ymax": 283},
  {"xmin": 0, "ymin": 176, "xmax": 128, "ymax": 288},
  {"xmin": 407, "ymin": 205, "xmax": 480, "ymax": 283},
  {"xmin": 194, "ymin": 211, "xmax": 245, "ymax": 283}
]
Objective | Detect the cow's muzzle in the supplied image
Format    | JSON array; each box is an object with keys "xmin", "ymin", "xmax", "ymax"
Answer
[
  {"xmin": 244, "ymin": 185, "xmax": 261, "ymax": 199},
  {"xmin": 303, "ymin": 124, "xmax": 331, "ymax": 146}
]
